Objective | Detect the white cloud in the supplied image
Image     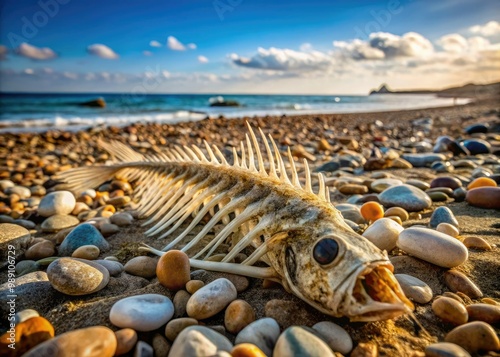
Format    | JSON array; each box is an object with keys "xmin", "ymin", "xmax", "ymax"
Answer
[
  {"xmin": 87, "ymin": 44, "xmax": 119, "ymax": 59},
  {"xmin": 143, "ymin": 50, "xmax": 153, "ymax": 56},
  {"xmin": 300, "ymin": 43, "xmax": 313, "ymax": 52},
  {"xmin": 231, "ymin": 47, "xmax": 334, "ymax": 71},
  {"xmin": 16, "ymin": 43, "xmax": 57, "ymax": 60},
  {"xmin": 333, "ymin": 39, "xmax": 385, "ymax": 60},
  {"xmin": 437, "ymin": 34, "xmax": 491, "ymax": 53},
  {"xmin": 187, "ymin": 43, "xmax": 197, "ymax": 50},
  {"xmin": 470, "ymin": 21, "xmax": 500, "ymax": 37},
  {"xmin": 198, "ymin": 55, "xmax": 209, "ymax": 63},
  {"xmin": 149, "ymin": 40, "xmax": 161, "ymax": 47},
  {"xmin": 167, "ymin": 36, "xmax": 197, "ymax": 51}
]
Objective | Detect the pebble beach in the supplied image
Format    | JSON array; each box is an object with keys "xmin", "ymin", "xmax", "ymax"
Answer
[{"xmin": 1, "ymin": 97, "xmax": 499, "ymax": 357}]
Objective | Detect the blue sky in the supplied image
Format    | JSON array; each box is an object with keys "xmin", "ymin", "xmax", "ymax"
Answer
[{"xmin": 0, "ymin": 0, "xmax": 499, "ymax": 93}]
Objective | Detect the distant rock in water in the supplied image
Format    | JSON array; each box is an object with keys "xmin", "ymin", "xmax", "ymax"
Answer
[
  {"xmin": 209, "ymin": 96, "xmax": 240, "ymax": 107},
  {"xmin": 370, "ymin": 84, "xmax": 392, "ymax": 95},
  {"xmin": 79, "ymin": 97, "xmax": 106, "ymax": 108}
]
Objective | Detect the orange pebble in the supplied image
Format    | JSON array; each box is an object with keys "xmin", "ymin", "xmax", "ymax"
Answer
[
  {"xmin": 467, "ymin": 177, "xmax": 497, "ymax": 190},
  {"xmin": 360, "ymin": 201, "xmax": 384, "ymax": 221},
  {"xmin": 231, "ymin": 343, "xmax": 267, "ymax": 357},
  {"xmin": 0, "ymin": 316, "xmax": 55, "ymax": 357},
  {"xmin": 156, "ymin": 250, "xmax": 191, "ymax": 290}
]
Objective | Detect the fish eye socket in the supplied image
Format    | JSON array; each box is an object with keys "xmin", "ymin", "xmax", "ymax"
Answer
[{"xmin": 313, "ymin": 238, "xmax": 339, "ymax": 265}]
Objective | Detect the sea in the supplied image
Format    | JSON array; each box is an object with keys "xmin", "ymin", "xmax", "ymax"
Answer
[{"xmin": 0, "ymin": 92, "xmax": 470, "ymax": 133}]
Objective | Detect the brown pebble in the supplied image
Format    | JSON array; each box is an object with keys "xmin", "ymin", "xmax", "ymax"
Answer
[
  {"xmin": 173, "ymin": 290, "xmax": 191, "ymax": 318},
  {"xmin": 25, "ymin": 240, "xmax": 55, "ymax": 260},
  {"xmin": 152, "ymin": 333, "xmax": 170, "ymax": 357},
  {"xmin": 339, "ymin": 184, "xmax": 368, "ymax": 195},
  {"xmin": 157, "ymin": 250, "xmax": 191, "ymax": 290},
  {"xmin": 224, "ymin": 300, "xmax": 256, "ymax": 335},
  {"xmin": 466, "ymin": 187, "xmax": 500, "ymax": 209},
  {"xmin": 462, "ymin": 236, "xmax": 492, "ymax": 250},
  {"xmin": 442, "ymin": 292, "xmax": 464, "ymax": 304},
  {"xmin": 114, "ymin": 328, "xmax": 137, "ymax": 356},
  {"xmin": 466, "ymin": 303, "xmax": 500, "ymax": 324},
  {"xmin": 165, "ymin": 318, "xmax": 198, "ymax": 341},
  {"xmin": 0, "ymin": 316, "xmax": 54, "ymax": 357},
  {"xmin": 456, "ymin": 292, "xmax": 473, "ymax": 305},
  {"xmin": 350, "ymin": 342, "xmax": 378, "ymax": 357},
  {"xmin": 185, "ymin": 280, "xmax": 204, "ymax": 294},
  {"xmin": 72, "ymin": 245, "xmax": 100, "ymax": 260},
  {"xmin": 444, "ymin": 270, "xmax": 483, "ymax": 298},
  {"xmin": 481, "ymin": 298, "xmax": 499, "ymax": 306},
  {"xmin": 231, "ymin": 343, "xmax": 267, "ymax": 357},
  {"xmin": 124, "ymin": 256, "xmax": 157, "ymax": 278},
  {"xmin": 445, "ymin": 321, "xmax": 500, "ymax": 354},
  {"xmin": 432, "ymin": 297, "xmax": 468, "ymax": 325}
]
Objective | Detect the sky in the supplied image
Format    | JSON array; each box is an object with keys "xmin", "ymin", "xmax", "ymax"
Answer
[{"xmin": 0, "ymin": 0, "xmax": 499, "ymax": 94}]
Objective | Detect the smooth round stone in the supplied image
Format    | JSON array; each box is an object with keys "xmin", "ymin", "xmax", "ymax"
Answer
[
  {"xmin": 338, "ymin": 184, "xmax": 368, "ymax": 195},
  {"xmin": 437, "ymin": 223, "xmax": 460, "ymax": 238},
  {"xmin": 14, "ymin": 309, "xmax": 39, "ymax": 324},
  {"xmin": 384, "ymin": 207, "xmax": 409, "ymax": 221},
  {"xmin": 152, "ymin": 334, "xmax": 170, "ymax": 357},
  {"xmin": 0, "ymin": 223, "xmax": 31, "ymax": 262},
  {"xmin": 429, "ymin": 207, "xmax": 459, "ymax": 228},
  {"xmin": 362, "ymin": 218, "xmax": 403, "ymax": 252},
  {"xmin": 114, "ymin": 328, "xmax": 137, "ymax": 356},
  {"xmin": 360, "ymin": 202, "xmax": 384, "ymax": 222},
  {"xmin": 0, "ymin": 316, "xmax": 54, "ymax": 356},
  {"xmin": 0, "ymin": 179, "xmax": 15, "ymax": 191},
  {"xmin": 312, "ymin": 321, "xmax": 352, "ymax": 354},
  {"xmin": 445, "ymin": 321, "xmax": 500, "ymax": 354},
  {"xmin": 406, "ymin": 179, "xmax": 430, "ymax": 191},
  {"xmin": 100, "ymin": 223, "xmax": 120, "ymax": 237},
  {"xmin": 462, "ymin": 139, "xmax": 491, "ymax": 155},
  {"xmin": 134, "ymin": 341, "xmax": 154, "ymax": 357},
  {"xmin": 165, "ymin": 317, "xmax": 199, "ymax": 341},
  {"xmin": 395, "ymin": 274, "xmax": 433, "ymax": 304},
  {"xmin": 231, "ymin": 343, "xmax": 267, "ymax": 357},
  {"xmin": 22, "ymin": 326, "xmax": 117, "ymax": 357},
  {"xmin": 432, "ymin": 161, "xmax": 454, "ymax": 173},
  {"xmin": 466, "ymin": 187, "xmax": 500, "ymax": 209},
  {"xmin": 95, "ymin": 259, "xmax": 124, "ymax": 276},
  {"xmin": 379, "ymin": 184, "xmax": 432, "ymax": 212},
  {"xmin": 397, "ymin": 227, "xmax": 468, "ymax": 268},
  {"xmin": 428, "ymin": 191, "xmax": 449, "ymax": 202},
  {"xmin": 47, "ymin": 258, "xmax": 109, "ymax": 295},
  {"xmin": 58, "ymin": 223, "xmax": 109, "ymax": 256},
  {"xmin": 25, "ymin": 240, "xmax": 55, "ymax": 260},
  {"xmin": 72, "ymin": 245, "xmax": 100, "ymax": 260},
  {"xmin": 6, "ymin": 185, "xmax": 31, "ymax": 199},
  {"xmin": 370, "ymin": 178, "xmax": 403, "ymax": 193},
  {"xmin": 124, "ymin": 256, "xmax": 157, "ymax": 278},
  {"xmin": 157, "ymin": 250, "xmax": 191, "ymax": 290},
  {"xmin": 173, "ymin": 289, "xmax": 191, "ymax": 318},
  {"xmin": 110, "ymin": 212, "xmax": 134, "ymax": 226},
  {"xmin": 225, "ymin": 299, "xmax": 256, "ymax": 335},
  {"xmin": 335, "ymin": 204, "xmax": 364, "ymax": 224},
  {"xmin": 462, "ymin": 236, "xmax": 492, "ymax": 250},
  {"xmin": 467, "ymin": 177, "xmax": 497, "ymax": 189},
  {"xmin": 465, "ymin": 123, "xmax": 488, "ymax": 135},
  {"xmin": 38, "ymin": 191, "xmax": 76, "ymax": 217},
  {"xmin": 425, "ymin": 342, "xmax": 471, "ymax": 357},
  {"xmin": 401, "ymin": 153, "xmax": 446, "ymax": 167},
  {"xmin": 444, "ymin": 270, "xmax": 483, "ymax": 298},
  {"xmin": 274, "ymin": 326, "xmax": 335, "ymax": 357},
  {"xmin": 187, "ymin": 278, "xmax": 237, "ymax": 320},
  {"xmin": 110, "ymin": 294, "xmax": 174, "ymax": 331},
  {"xmin": 186, "ymin": 280, "xmax": 205, "ymax": 294},
  {"xmin": 41, "ymin": 214, "xmax": 80, "ymax": 233},
  {"xmin": 430, "ymin": 177, "xmax": 462, "ymax": 190},
  {"xmin": 15, "ymin": 260, "xmax": 38, "ymax": 276},
  {"xmin": 169, "ymin": 325, "xmax": 233, "ymax": 356},
  {"xmin": 432, "ymin": 297, "xmax": 468, "ymax": 325},
  {"xmin": 14, "ymin": 219, "xmax": 36, "ymax": 230},
  {"xmin": 453, "ymin": 187, "xmax": 467, "ymax": 202},
  {"xmin": 466, "ymin": 303, "xmax": 500, "ymax": 324},
  {"xmin": 235, "ymin": 318, "xmax": 280, "ymax": 356}
]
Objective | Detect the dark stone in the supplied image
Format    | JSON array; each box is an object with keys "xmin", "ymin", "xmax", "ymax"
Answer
[
  {"xmin": 430, "ymin": 176, "xmax": 462, "ymax": 190},
  {"xmin": 462, "ymin": 139, "xmax": 491, "ymax": 155},
  {"xmin": 315, "ymin": 161, "xmax": 340, "ymax": 172},
  {"xmin": 453, "ymin": 187, "xmax": 467, "ymax": 202},
  {"xmin": 465, "ymin": 124, "xmax": 488, "ymax": 135},
  {"xmin": 79, "ymin": 97, "xmax": 106, "ymax": 108}
]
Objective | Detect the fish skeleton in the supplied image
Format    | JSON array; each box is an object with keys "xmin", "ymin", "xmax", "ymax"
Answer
[{"xmin": 58, "ymin": 123, "xmax": 413, "ymax": 321}]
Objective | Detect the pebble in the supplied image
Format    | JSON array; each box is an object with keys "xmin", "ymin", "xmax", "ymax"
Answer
[
  {"xmin": 72, "ymin": 202, "xmax": 90, "ymax": 215},
  {"xmin": 395, "ymin": 274, "xmax": 433, "ymax": 304},
  {"xmin": 231, "ymin": 343, "xmax": 267, "ymax": 357},
  {"xmin": 339, "ymin": 184, "xmax": 368, "ymax": 195},
  {"xmin": 13, "ymin": 219, "xmax": 36, "ymax": 230},
  {"xmin": 466, "ymin": 303, "xmax": 500, "ymax": 324},
  {"xmin": 397, "ymin": 227, "xmax": 468, "ymax": 268},
  {"xmin": 0, "ymin": 223, "xmax": 31, "ymax": 261},
  {"xmin": 165, "ymin": 317, "xmax": 199, "ymax": 341},
  {"xmin": 370, "ymin": 178, "xmax": 403, "ymax": 193},
  {"xmin": 430, "ymin": 177, "xmax": 462, "ymax": 190},
  {"xmin": 0, "ymin": 179, "xmax": 15, "ymax": 191},
  {"xmin": 462, "ymin": 236, "xmax": 492, "ymax": 250},
  {"xmin": 37, "ymin": 190, "xmax": 76, "ymax": 217},
  {"xmin": 444, "ymin": 270, "xmax": 483, "ymax": 298},
  {"xmin": 14, "ymin": 309, "xmax": 39, "ymax": 324},
  {"xmin": 462, "ymin": 139, "xmax": 491, "ymax": 155},
  {"xmin": 173, "ymin": 289, "xmax": 191, "ymax": 318},
  {"xmin": 6, "ymin": 185, "xmax": 31, "ymax": 199},
  {"xmin": 152, "ymin": 334, "xmax": 170, "ymax": 357},
  {"xmin": 100, "ymin": 223, "xmax": 120, "ymax": 236},
  {"xmin": 432, "ymin": 297, "xmax": 468, "ymax": 325},
  {"xmin": 169, "ymin": 325, "xmax": 233, "ymax": 356},
  {"xmin": 15, "ymin": 260, "xmax": 38, "ymax": 276},
  {"xmin": 22, "ymin": 326, "xmax": 117, "ymax": 357},
  {"xmin": 384, "ymin": 206, "xmax": 409, "ymax": 221},
  {"xmin": 312, "ymin": 321, "xmax": 353, "ymax": 354},
  {"xmin": 187, "ymin": 278, "xmax": 237, "ymax": 319},
  {"xmin": 110, "ymin": 294, "xmax": 174, "ymax": 331},
  {"xmin": 453, "ymin": 187, "xmax": 467, "ymax": 202},
  {"xmin": 25, "ymin": 240, "xmax": 55, "ymax": 260},
  {"xmin": 58, "ymin": 223, "xmax": 110, "ymax": 256},
  {"xmin": 445, "ymin": 321, "xmax": 500, "ymax": 354},
  {"xmin": 125, "ymin": 256, "xmax": 158, "ymax": 278},
  {"xmin": 72, "ymin": 245, "xmax": 100, "ymax": 260},
  {"xmin": 0, "ymin": 316, "xmax": 54, "ymax": 356},
  {"xmin": 41, "ymin": 214, "xmax": 80, "ymax": 233},
  {"xmin": 47, "ymin": 257, "xmax": 110, "ymax": 295},
  {"xmin": 360, "ymin": 201, "xmax": 384, "ymax": 221},
  {"xmin": 467, "ymin": 177, "xmax": 497, "ymax": 189},
  {"xmin": 94, "ymin": 259, "xmax": 124, "ymax": 276},
  {"xmin": 235, "ymin": 318, "xmax": 280, "ymax": 356},
  {"xmin": 429, "ymin": 207, "xmax": 459, "ymax": 228},
  {"xmin": 466, "ymin": 187, "xmax": 500, "ymax": 209},
  {"xmin": 436, "ymin": 223, "xmax": 460, "ymax": 238},
  {"xmin": 186, "ymin": 280, "xmax": 205, "ymax": 294},
  {"xmin": 157, "ymin": 250, "xmax": 191, "ymax": 290},
  {"xmin": 274, "ymin": 326, "xmax": 334, "ymax": 357},
  {"xmin": 401, "ymin": 153, "xmax": 446, "ymax": 167},
  {"xmin": 110, "ymin": 212, "xmax": 134, "ymax": 226},
  {"xmin": 335, "ymin": 204, "xmax": 364, "ymax": 224},
  {"xmin": 406, "ymin": 179, "xmax": 430, "ymax": 191},
  {"xmin": 362, "ymin": 217, "xmax": 403, "ymax": 252},
  {"xmin": 224, "ymin": 299, "xmax": 256, "ymax": 334},
  {"xmin": 115, "ymin": 328, "xmax": 137, "ymax": 356},
  {"xmin": 428, "ymin": 191, "xmax": 449, "ymax": 202},
  {"xmin": 425, "ymin": 342, "xmax": 471, "ymax": 357},
  {"xmin": 379, "ymin": 184, "xmax": 432, "ymax": 212}
]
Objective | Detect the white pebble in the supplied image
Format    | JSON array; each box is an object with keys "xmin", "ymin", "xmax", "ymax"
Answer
[
  {"xmin": 312, "ymin": 321, "xmax": 353, "ymax": 354},
  {"xmin": 38, "ymin": 191, "xmax": 76, "ymax": 217},
  {"xmin": 187, "ymin": 278, "xmax": 237, "ymax": 320},
  {"xmin": 362, "ymin": 218, "xmax": 403, "ymax": 252},
  {"xmin": 395, "ymin": 274, "xmax": 433, "ymax": 304}
]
